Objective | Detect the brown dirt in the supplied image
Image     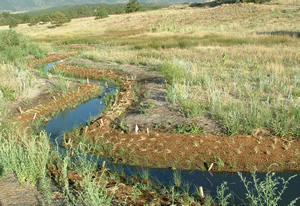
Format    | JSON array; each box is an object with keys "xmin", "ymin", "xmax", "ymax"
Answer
[{"xmin": 0, "ymin": 170, "xmax": 65, "ymax": 206}]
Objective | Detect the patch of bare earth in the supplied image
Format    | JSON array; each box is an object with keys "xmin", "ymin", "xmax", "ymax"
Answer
[{"xmin": 0, "ymin": 170, "xmax": 65, "ymax": 206}]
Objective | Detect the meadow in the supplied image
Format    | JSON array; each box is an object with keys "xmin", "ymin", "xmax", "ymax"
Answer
[
  {"xmin": 6, "ymin": 1, "xmax": 298, "ymax": 138},
  {"xmin": 0, "ymin": 0, "xmax": 299, "ymax": 205}
]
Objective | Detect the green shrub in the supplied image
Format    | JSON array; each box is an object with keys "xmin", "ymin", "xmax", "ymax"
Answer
[
  {"xmin": 95, "ymin": 8, "xmax": 109, "ymax": 19},
  {"xmin": 0, "ymin": 30, "xmax": 46, "ymax": 63}
]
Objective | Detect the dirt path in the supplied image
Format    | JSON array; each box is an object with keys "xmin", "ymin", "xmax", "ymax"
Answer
[{"xmin": 0, "ymin": 170, "xmax": 65, "ymax": 206}]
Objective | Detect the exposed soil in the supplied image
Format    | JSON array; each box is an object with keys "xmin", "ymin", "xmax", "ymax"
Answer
[{"xmin": 0, "ymin": 170, "xmax": 65, "ymax": 206}]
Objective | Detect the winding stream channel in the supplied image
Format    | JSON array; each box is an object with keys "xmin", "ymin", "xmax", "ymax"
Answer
[{"xmin": 41, "ymin": 62, "xmax": 300, "ymax": 205}]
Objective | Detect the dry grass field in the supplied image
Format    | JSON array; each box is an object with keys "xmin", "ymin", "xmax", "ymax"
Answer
[
  {"xmin": 1, "ymin": 1, "xmax": 299, "ymax": 137},
  {"xmin": 7, "ymin": 1, "xmax": 298, "ymax": 137}
]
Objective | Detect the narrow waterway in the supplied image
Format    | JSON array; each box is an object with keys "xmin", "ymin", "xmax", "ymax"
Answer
[{"xmin": 42, "ymin": 62, "xmax": 300, "ymax": 205}]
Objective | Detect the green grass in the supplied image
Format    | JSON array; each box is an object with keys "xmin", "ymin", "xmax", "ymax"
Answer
[{"xmin": 172, "ymin": 123, "xmax": 204, "ymax": 134}]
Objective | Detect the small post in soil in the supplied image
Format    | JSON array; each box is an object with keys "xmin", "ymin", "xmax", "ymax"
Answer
[
  {"xmin": 135, "ymin": 124, "xmax": 139, "ymax": 134},
  {"xmin": 33, "ymin": 113, "xmax": 37, "ymax": 120},
  {"xmin": 199, "ymin": 186, "xmax": 204, "ymax": 198},
  {"xmin": 18, "ymin": 106, "xmax": 23, "ymax": 114},
  {"xmin": 146, "ymin": 127, "xmax": 149, "ymax": 136},
  {"xmin": 253, "ymin": 129, "xmax": 260, "ymax": 137},
  {"xmin": 85, "ymin": 126, "xmax": 88, "ymax": 133},
  {"xmin": 208, "ymin": 163, "xmax": 214, "ymax": 171}
]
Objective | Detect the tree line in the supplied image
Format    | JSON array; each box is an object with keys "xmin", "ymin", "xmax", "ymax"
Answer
[{"xmin": 0, "ymin": 0, "xmax": 164, "ymax": 28}]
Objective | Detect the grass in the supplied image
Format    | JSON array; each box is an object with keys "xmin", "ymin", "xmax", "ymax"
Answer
[
  {"xmin": 0, "ymin": 1, "xmax": 299, "ymax": 204},
  {"xmin": 0, "ymin": 63, "xmax": 36, "ymax": 102},
  {"xmin": 0, "ymin": 124, "xmax": 52, "ymax": 203},
  {"xmin": 172, "ymin": 123, "xmax": 204, "ymax": 134}
]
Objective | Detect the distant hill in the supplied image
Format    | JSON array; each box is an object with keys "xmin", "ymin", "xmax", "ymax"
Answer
[{"xmin": 0, "ymin": 0, "xmax": 205, "ymax": 12}]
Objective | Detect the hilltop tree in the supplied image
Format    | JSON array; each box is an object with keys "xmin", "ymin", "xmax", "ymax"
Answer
[
  {"xmin": 8, "ymin": 18, "xmax": 18, "ymax": 28},
  {"xmin": 22, "ymin": 14, "xmax": 30, "ymax": 23},
  {"xmin": 95, "ymin": 8, "xmax": 109, "ymax": 20},
  {"xmin": 40, "ymin": 14, "xmax": 51, "ymax": 24},
  {"xmin": 126, "ymin": 0, "xmax": 142, "ymax": 13},
  {"xmin": 50, "ymin": 12, "xmax": 70, "ymax": 27},
  {"xmin": 2, "ymin": 12, "xmax": 11, "ymax": 19},
  {"xmin": 28, "ymin": 16, "xmax": 40, "ymax": 26}
]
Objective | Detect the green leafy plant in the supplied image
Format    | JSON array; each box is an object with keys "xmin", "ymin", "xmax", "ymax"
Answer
[
  {"xmin": 172, "ymin": 123, "xmax": 204, "ymax": 134},
  {"xmin": 238, "ymin": 171, "xmax": 299, "ymax": 205}
]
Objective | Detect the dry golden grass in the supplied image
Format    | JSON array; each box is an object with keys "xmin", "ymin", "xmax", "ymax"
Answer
[
  {"xmin": 1, "ymin": 1, "xmax": 299, "ymax": 136},
  {"xmin": 0, "ymin": 64, "xmax": 35, "ymax": 96},
  {"xmin": 1, "ymin": 2, "xmax": 298, "ymax": 40}
]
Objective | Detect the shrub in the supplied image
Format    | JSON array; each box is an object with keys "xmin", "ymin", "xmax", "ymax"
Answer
[
  {"xmin": 50, "ymin": 12, "xmax": 70, "ymax": 27},
  {"xmin": 0, "ymin": 30, "xmax": 46, "ymax": 63},
  {"xmin": 126, "ymin": 0, "xmax": 142, "ymax": 13},
  {"xmin": 95, "ymin": 8, "xmax": 109, "ymax": 19},
  {"xmin": 8, "ymin": 18, "xmax": 19, "ymax": 28}
]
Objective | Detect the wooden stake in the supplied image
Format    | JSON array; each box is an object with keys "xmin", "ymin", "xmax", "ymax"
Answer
[
  {"xmin": 18, "ymin": 106, "xmax": 23, "ymax": 114},
  {"xmin": 87, "ymin": 78, "xmax": 89, "ymax": 83},
  {"xmin": 33, "ymin": 113, "xmax": 37, "ymax": 120},
  {"xmin": 253, "ymin": 129, "xmax": 260, "ymax": 137},
  {"xmin": 135, "ymin": 124, "xmax": 139, "ymax": 134},
  {"xmin": 146, "ymin": 127, "xmax": 149, "ymax": 136},
  {"xmin": 100, "ymin": 119, "xmax": 104, "ymax": 126},
  {"xmin": 208, "ymin": 163, "xmax": 214, "ymax": 171},
  {"xmin": 85, "ymin": 126, "xmax": 88, "ymax": 133},
  {"xmin": 102, "ymin": 161, "xmax": 106, "ymax": 169},
  {"xmin": 199, "ymin": 186, "xmax": 204, "ymax": 198}
]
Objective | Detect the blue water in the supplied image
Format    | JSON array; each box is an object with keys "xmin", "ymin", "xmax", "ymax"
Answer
[
  {"xmin": 42, "ymin": 82, "xmax": 116, "ymax": 150},
  {"xmin": 42, "ymin": 62, "xmax": 300, "ymax": 205}
]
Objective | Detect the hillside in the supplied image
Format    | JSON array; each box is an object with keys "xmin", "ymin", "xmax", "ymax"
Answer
[
  {"xmin": 0, "ymin": 0, "xmax": 299, "ymax": 205},
  {"xmin": 0, "ymin": 0, "xmax": 205, "ymax": 12}
]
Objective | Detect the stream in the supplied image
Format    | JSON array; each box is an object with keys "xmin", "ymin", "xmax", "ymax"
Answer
[{"xmin": 41, "ymin": 62, "xmax": 300, "ymax": 205}]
